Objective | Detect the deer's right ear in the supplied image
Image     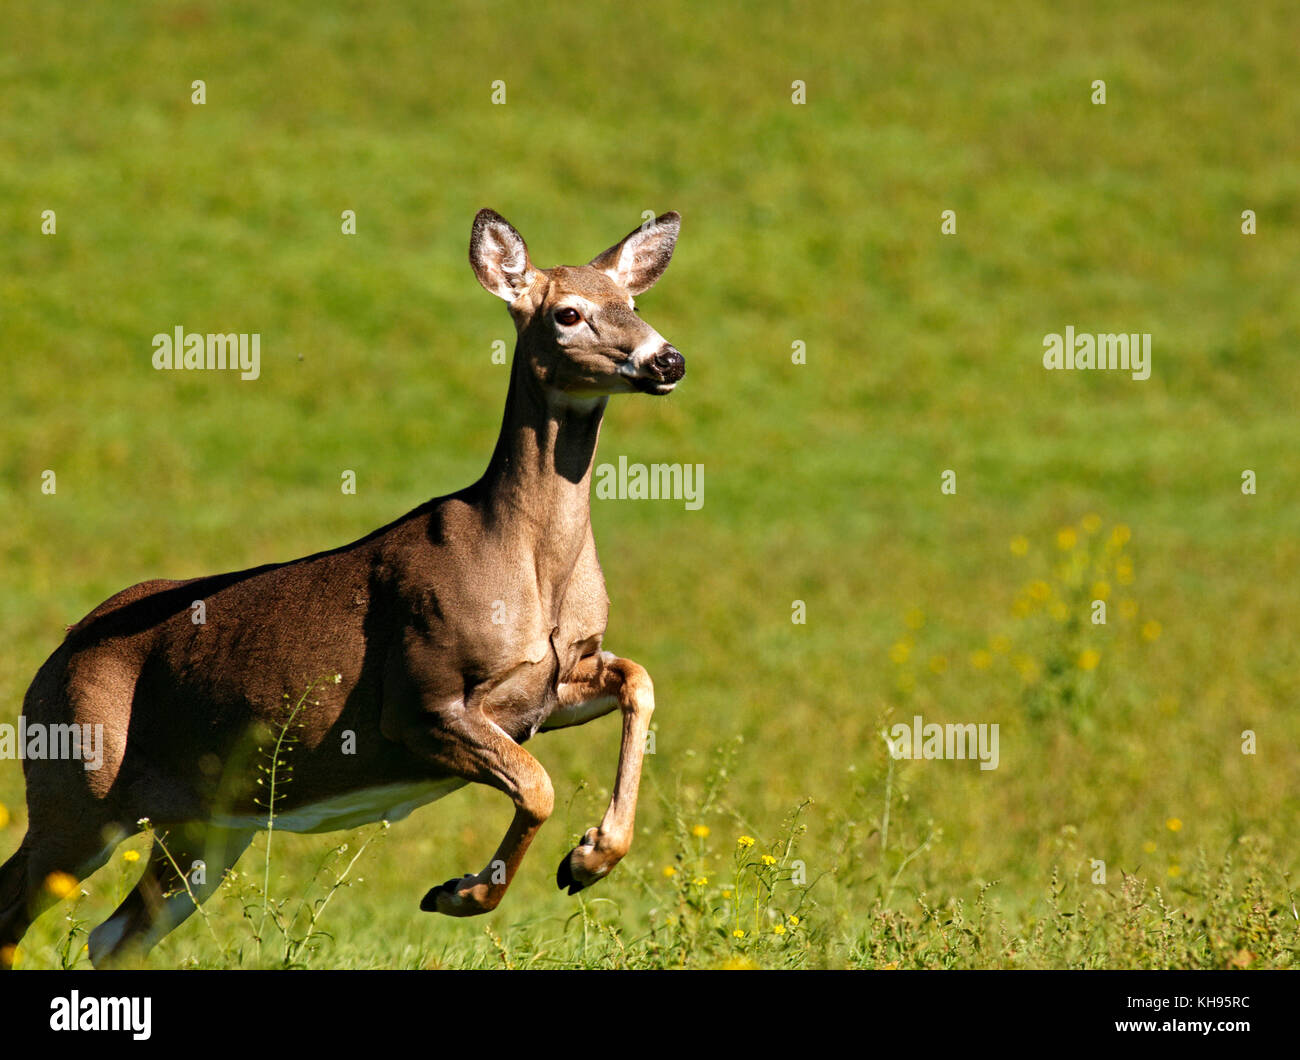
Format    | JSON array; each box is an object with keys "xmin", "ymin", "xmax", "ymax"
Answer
[{"xmin": 469, "ymin": 209, "xmax": 538, "ymax": 302}]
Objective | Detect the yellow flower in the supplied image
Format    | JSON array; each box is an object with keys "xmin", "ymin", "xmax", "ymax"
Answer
[
  {"xmin": 1010, "ymin": 536, "xmax": 1029, "ymax": 556},
  {"xmin": 691, "ymin": 824, "xmax": 710, "ymax": 838},
  {"xmin": 1027, "ymin": 580, "xmax": 1051, "ymax": 602},
  {"xmin": 761, "ymin": 855, "xmax": 777, "ymax": 866},
  {"xmin": 1048, "ymin": 601, "xmax": 1069, "ymax": 621},
  {"xmin": 44, "ymin": 872, "xmax": 78, "ymax": 899},
  {"xmin": 928, "ymin": 654, "xmax": 948, "ymax": 674},
  {"xmin": 1014, "ymin": 655, "xmax": 1040, "ymax": 684},
  {"xmin": 662, "ymin": 865, "xmax": 677, "ymax": 878},
  {"xmin": 0, "ymin": 802, "xmax": 9, "ymax": 829},
  {"xmin": 889, "ymin": 640, "xmax": 911, "ymax": 665},
  {"xmin": 1166, "ymin": 817, "xmax": 1182, "ymax": 832},
  {"xmin": 969, "ymin": 649, "xmax": 993, "ymax": 670},
  {"xmin": 1142, "ymin": 840, "xmax": 1157, "ymax": 854},
  {"xmin": 692, "ymin": 877, "xmax": 708, "ymax": 887},
  {"xmin": 1109, "ymin": 524, "xmax": 1131, "ymax": 547},
  {"xmin": 789, "ymin": 914, "xmax": 800, "ymax": 926},
  {"xmin": 1011, "ymin": 598, "xmax": 1031, "ymax": 618},
  {"xmin": 1141, "ymin": 620, "xmax": 1161, "ymax": 642},
  {"xmin": 122, "ymin": 849, "xmax": 140, "ymax": 863},
  {"xmin": 882, "ymin": 960, "xmax": 899, "ymax": 970},
  {"xmin": 1090, "ymin": 581, "xmax": 1110, "ymax": 602},
  {"xmin": 773, "ymin": 923, "xmax": 786, "ymax": 935},
  {"xmin": 722, "ymin": 889, "xmax": 733, "ymax": 899},
  {"xmin": 1077, "ymin": 650, "xmax": 1101, "ymax": 671},
  {"xmin": 1167, "ymin": 864, "xmax": 1181, "ymax": 878},
  {"xmin": 732, "ymin": 929, "xmax": 745, "ymax": 938},
  {"xmin": 903, "ymin": 607, "xmax": 925, "ymax": 630},
  {"xmin": 1081, "ymin": 513, "xmax": 1102, "ymax": 534},
  {"xmin": 989, "ymin": 635, "xmax": 1011, "ymax": 654},
  {"xmin": 737, "ymin": 835, "xmax": 755, "ymax": 848},
  {"xmin": 1118, "ymin": 599, "xmax": 1139, "ymax": 620},
  {"xmin": 1056, "ymin": 528, "xmax": 1077, "ymax": 551},
  {"xmin": 1115, "ymin": 557, "xmax": 1134, "ymax": 585}
]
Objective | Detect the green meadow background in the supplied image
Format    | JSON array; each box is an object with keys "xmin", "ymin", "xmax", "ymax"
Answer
[{"xmin": 1, "ymin": 1, "xmax": 1297, "ymax": 968}]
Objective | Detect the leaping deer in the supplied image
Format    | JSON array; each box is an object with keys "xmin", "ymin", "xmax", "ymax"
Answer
[{"xmin": 0, "ymin": 209, "xmax": 685, "ymax": 967}]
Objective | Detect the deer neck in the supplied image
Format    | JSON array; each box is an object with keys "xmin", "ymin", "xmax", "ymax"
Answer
[{"xmin": 477, "ymin": 350, "xmax": 606, "ymax": 586}]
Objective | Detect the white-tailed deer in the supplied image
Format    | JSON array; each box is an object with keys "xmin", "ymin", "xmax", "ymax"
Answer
[{"xmin": 0, "ymin": 209, "xmax": 684, "ymax": 967}]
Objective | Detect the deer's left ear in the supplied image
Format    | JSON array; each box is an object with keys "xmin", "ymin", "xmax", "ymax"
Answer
[
  {"xmin": 589, "ymin": 212, "xmax": 681, "ymax": 295},
  {"xmin": 470, "ymin": 209, "xmax": 539, "ymax": 302}
]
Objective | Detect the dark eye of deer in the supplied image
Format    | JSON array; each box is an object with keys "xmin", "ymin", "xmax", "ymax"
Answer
[{"xmin": 555, "ymin": 307, "xmax": 581, "ymax": 326}]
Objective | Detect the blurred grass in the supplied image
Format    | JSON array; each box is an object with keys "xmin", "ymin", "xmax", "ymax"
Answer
[{"xmin": 1, "ymin": 0, "xmax": 1297, "ymax": 968}]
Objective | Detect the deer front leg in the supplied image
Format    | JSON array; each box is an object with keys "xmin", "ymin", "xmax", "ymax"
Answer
[
  {"xmin": 551, "ymin": 651, "xmax": 655, "ymax": 895},
  {"xmin": 407, "ymin": 711, "xmax": 554, "ymax": 917}
]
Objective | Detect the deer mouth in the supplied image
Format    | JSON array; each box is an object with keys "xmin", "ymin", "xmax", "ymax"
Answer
[{"xmin": 632, "ymin": 377, "xmax": 679, "ymax": 395}]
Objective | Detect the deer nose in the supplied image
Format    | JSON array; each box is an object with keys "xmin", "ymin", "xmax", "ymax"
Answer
[{"xmin": 650, "ymin": 346, "xmax": 685, "ymax": 383}]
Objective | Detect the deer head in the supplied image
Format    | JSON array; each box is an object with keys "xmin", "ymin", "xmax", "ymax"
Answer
[{"xmin": 469, "ymin": 209, "xmax": 685, "ymax": 399}]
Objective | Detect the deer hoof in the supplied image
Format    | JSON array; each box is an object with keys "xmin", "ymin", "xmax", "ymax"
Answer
[
  {"xmin": 420, "ymin": 876, "xmax": 468, "ymax": 913},
  {"xmin": 556, "ymin": 853, "xmax": 586, "ymax": 895}
]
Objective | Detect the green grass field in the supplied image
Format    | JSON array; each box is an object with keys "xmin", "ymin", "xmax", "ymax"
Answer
[{"xmin": 2, "ymin": 0, "xmax": 1297, "ymax": 969}]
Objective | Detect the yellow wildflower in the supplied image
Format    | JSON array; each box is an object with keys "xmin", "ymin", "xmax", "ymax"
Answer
[
  {"xmin": 737, "ymin": 835, "xmax": 755, "ymax": 849},
  {"xmin": 889, "ymin": 640, "xmax": 911, "ymax": 665},
  {"xmin": 1090, "ymin": 581, "xmax": 1110, "ymax": 601},
  {"xmin": 1077, "ymin": 650, "xmax": 1101, "ymax": 671},
  {"xmin": 928, "ymin": 654, "xmax": 948, "ymax": 674},
  {"xmin": 691, "ymin": 824, "xmax": 710, "ymax": 838},
  {"xmin": 1027, "ymin": 580, "xmax": 1051, "ymax": 602},
  {"xmin": 1056, "ymin": 528, "xmax": 1077, "ymax": 551},
  {"xmin": 1081, "ymin": 513, "xmax": 1102, "ymax": 533},
  {"xmin": 44, "ymin": 872, "xmax": 78, "ymax": 899},
  {"xmin": 761, "ymin": 855, "xmax": 777, "ymax": 866},
  {"xmin": 1014, "ymin": 655, "xmax": 1040, "ymax": 684},
  {"xmin": 990, "ymin": 635, "xmax": 1011, "ymax": 654},
  {"xmin": 1010, "ymin": 536, "xmax": 1029, "ymax": 556},
  {"xmin": 903, "ymin": 608, "xmax": 925, "ymax": 630},
  {"xmin": 662, "ymin": 865, "xmax": 677, "ymax": 878},
  {"xmin": 1166, "ymin": 817, "xmax": 1182, "ymax": 832},
  {"xmin": 969, "ymin": 649, "xmax": 993, "ymax": 670},
  {"xmin": 773, "ymin": 923, "xmax": 786, "ymax": 935},
  {"xmin": 1141, "ymin": 620, "xmax": 1161, "ymax": 642}
]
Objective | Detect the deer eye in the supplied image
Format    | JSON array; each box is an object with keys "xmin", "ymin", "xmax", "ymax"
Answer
[{"xmin": 554, "ymin": 307, "xmax": 581, "ymax": 327}]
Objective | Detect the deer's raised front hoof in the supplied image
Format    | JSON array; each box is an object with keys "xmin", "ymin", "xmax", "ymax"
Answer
[
  {"xmin": 421, "ymin": 874, "xmax": 496, "ymax": 917},
  {"xmin": 556, "ymin": 826, "xmax": 624, "ymax": 895}
]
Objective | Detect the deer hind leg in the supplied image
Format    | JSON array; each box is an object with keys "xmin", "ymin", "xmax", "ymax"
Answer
[
  {"xmin": 0, "ymin": 822, "xmax": 115, "ymax": 969},
  {"xmin": 88, "ymin": 824, "xmax": 251, "ymax": 967},
  {"xmin": 406, "ymin": 711, "xmax": 554, "ymax": 918},
  {"xmin": 552, "ymin": 651, "xmax": 655, "ymax": 895}
]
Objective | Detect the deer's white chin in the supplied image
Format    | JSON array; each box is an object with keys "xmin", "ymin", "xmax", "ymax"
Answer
[{"xmin": 632, "ymin": 378, "xmax": 677, "ymax": 396}]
